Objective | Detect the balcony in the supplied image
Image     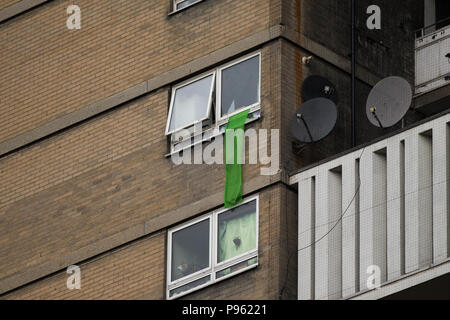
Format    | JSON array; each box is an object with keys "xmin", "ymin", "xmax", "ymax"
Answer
[
  {"xmin": 415, "ymin": 19, "xmax": 450, "ymax": 96},
  {"xmin": 290, "ymin": 111, "xmax": 450, "ymax": 300}
]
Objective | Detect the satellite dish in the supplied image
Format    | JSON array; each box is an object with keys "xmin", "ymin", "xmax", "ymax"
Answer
[
  {"xmin": 291, "ymin": 97, "xmax": 338, "ymax": 143},
  {"xmin": 301, "ymin": 75, "xmax": 339, "ymax": 104},
  {"xmin": 366, "ymin": 76, "xmax": 412, "ymax": 128}
]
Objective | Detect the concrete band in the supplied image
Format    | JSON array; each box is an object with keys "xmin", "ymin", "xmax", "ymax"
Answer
[
  {"xmin": 414, "ymin": 84, "xmax": 450, "ymax": 112},
  {"xmin": 349, "ymin": 259, "xmax": 450, "ymax": 300}
]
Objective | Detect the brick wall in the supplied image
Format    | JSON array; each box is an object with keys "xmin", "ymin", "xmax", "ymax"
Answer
[
  {"xmin": 2, "ymin": 184, "xmax": 297, "ymax": 300},
  {"xmin": 1, "ymin": 0, "xmax": 425, "ymax": 300},
  {"xmin": 281, "ymin": 0, "xmax": 425, "ymax": 158},
  {"xmin": 0, "ymin": 40, "xmax": 283, "ymax": 294},
  {"xmin": 285, "ymin": 0, "xmax": 423, "ymax": 83},
  {"xmin": 0, "ymin": 0, "xmax": 279, "ymax": 142},
  {"xmin": 0, "ymin": 0, "xmax": 21, "ymax": 11}
]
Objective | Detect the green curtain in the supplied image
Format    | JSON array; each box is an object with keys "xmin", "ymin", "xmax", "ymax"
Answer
[
  {"xmin": 224, "ymin": 109, "xmax": 250, "ymax": 208},
  {"xmin": 218, "ymin": 210, "xmax": 256, "ymax": 263}
]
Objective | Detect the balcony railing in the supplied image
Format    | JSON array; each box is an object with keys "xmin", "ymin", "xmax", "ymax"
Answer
[
  {"xmin": 290, "ymin": 111, "xmax": 450, "ymax": 300},
  {"xmin": 415, "ymin": 19, "xmax": 450, "ymax": 95}
]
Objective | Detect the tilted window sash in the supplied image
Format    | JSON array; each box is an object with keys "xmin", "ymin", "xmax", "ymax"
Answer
[
  {"xmin": 165, "ymin": 72, "xmax": 215, "ymax": 136},
  {"xmin": 174, "ymin": 0, "xmax": 202, "ymax": 11}
]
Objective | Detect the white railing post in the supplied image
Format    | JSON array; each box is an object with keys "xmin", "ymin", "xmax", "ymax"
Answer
[
  {"xmin": 432, "ymin": 122, "xmax": 449, "ymax": 264},
  {"xmin": 404, "ymin": 131, "xmax": 433, "ymax": 273},
  {"xmin": 342, "ymin": 158, "xmax": 358, "ymax": 297},
  {"xmin": 387, "ymin": 139, "xmax": 404, "ymax": 280},
  {"xmin": 298, "ymin": 177, "xmax": 315, "ymax": 300},
  {"xmin": 314, "ymin": 169, "xmax": 330, "ymax": 300},
  {"xmin": 314, "ymin": 167, "xmax": 342, "ymax": 299}
]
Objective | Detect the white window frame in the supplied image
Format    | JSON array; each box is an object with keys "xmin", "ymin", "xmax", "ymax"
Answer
[
  {"xmin": 165, "ymin": 71, "xmax": 216, "ymax": 136},
  {"xmin": 166, "ymin": 195, "xmax": 259, "ymax": 300},
  {"xmin": 216, "ymin": 52, "xmax": 262, "ymax": 123},
  {"xmin": 173, "ymin": 0, "xmax": 203, "ymax": 12},
  {"xmin": 165, "ymin": 51, "xmax": 261, "ymax": 156},
  {"xmin": 214, "ymin": 199, "xmax": 259, "ymax": 269},
  {"xmin": 167, "ymin": 215, "xmax": 213, "ymax": 287}
]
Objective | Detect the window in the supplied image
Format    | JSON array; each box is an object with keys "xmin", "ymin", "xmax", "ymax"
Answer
[
  {"xmin": 421, "ymin": 0, "xmax": 450, "ymax": 36},
  {"xmin": 165, "ymin": 72, "xmax": 215, "ymax": 135},
  {"xmin": 218, "ymin": 54, "xmax": 261, "ymax": 120},
  {"xmin": 165, "ymin": 52, "xmax": 261, "ymax": 154},
  {"xmin": 174, "ymin": 0, "xmax": 202, "ymax": 11},
  {"xmin": 167, "ymin": 196, "xmax": 259, "ymax": 299},
  {"xmin": 171, "ymin": 217, "xmax": 211, "ymax": 281}
]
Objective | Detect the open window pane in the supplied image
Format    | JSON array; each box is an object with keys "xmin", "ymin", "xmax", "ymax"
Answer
[
  {"xmin": 167, "ymin": 74, "xmax": 214, "ymax": 134},
  {"xmin": 217, "ymin": 200, "xmax": 257, "ymax": 263},
  {"xmin": 176, "ymin": 0, "xmax": 200, "ymax": 10},
  {"xmin": 221, "ymin": 55, "xmax": 260, "ymax": 117},
  {"xmin": 171, "ymin": 219, "xmax": 210, "ymax": 281},
  {"xmin": 167, "ymin": 196, "xmax": 259, "ymax": 299}
]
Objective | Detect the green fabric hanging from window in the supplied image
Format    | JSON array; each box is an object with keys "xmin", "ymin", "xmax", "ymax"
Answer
[{"xmin": 224, "ymin": 109, "xmax": 250, "ymax": 208}]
